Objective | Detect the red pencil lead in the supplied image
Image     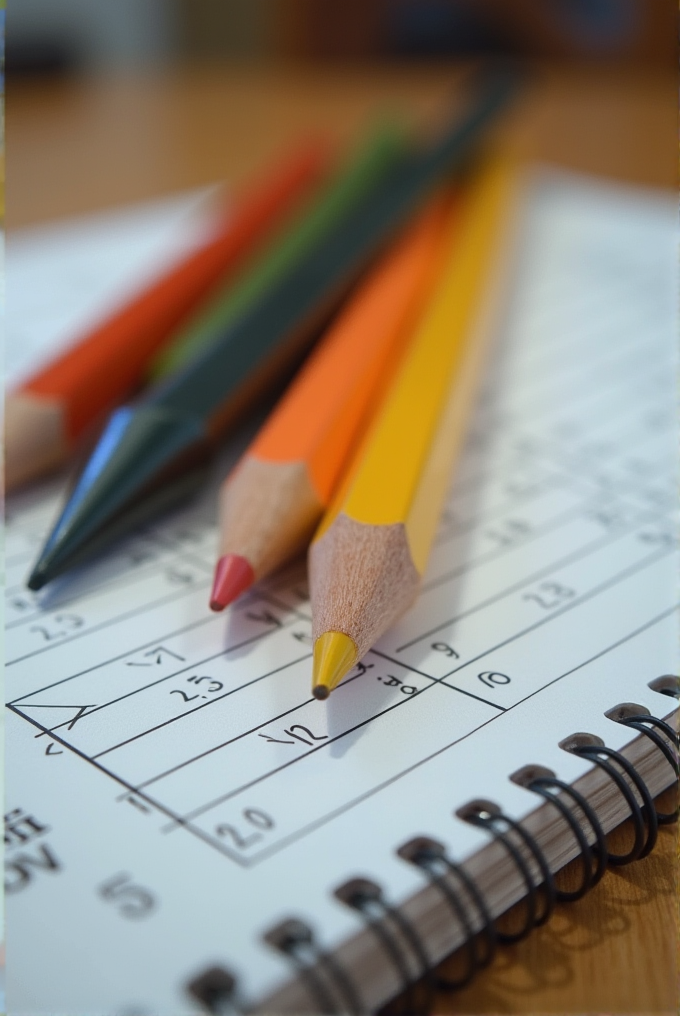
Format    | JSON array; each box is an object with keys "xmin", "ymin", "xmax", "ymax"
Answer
[{"xmin": 210, "ymin": 554, "xmax": 255, "ymax": 611}]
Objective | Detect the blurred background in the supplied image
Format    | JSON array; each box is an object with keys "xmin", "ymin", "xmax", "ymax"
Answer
[
  {"xmin": 7, "ymin": 0, "xmax": 675, "ymax": 72},
  {"xmin": 6, "ymin": 0, "xmax": 676, "ymax": 228}
]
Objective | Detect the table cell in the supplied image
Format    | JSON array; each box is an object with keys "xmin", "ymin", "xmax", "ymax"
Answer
[
  {"xmin": 440, "ymin": 552, "xmax": 676, "ymax": 708},
  {"xmin": 142, "ymin": 652, "xmax": 436, "ymax": 814},
  {"xmin": 185, "ymin": 681, "xmax": 496, "ymax": 865}
]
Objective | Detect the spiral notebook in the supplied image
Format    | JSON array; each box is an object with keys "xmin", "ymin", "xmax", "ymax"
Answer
[{"xmin": 5, "ymin": 168, "xmax": 677, "ymax": 1015}]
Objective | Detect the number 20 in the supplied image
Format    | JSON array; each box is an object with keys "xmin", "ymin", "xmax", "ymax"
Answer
[{"xmin": 215, "ymin": 808, "xmax": 274, "ymax": 851}]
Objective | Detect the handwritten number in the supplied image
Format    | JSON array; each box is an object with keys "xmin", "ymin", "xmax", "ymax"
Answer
[
  {"xmin": 169, "ymin": 690, "xmax": 200, "ymax": 704},
  {"xmin": 431, "ymin": 642, "xmax": 459, "ymax": 658},
  {"xmin": 187, "ymin": 676, "xmax": 223, "ymax": 692},
  {"xmin": 29, "ymin": 614, "xmax": 84, "ymax": 641},
  {"xmin": 246, "ymin": 609, "xmax": 282, "ymax": 628},
  {"xmin": 165, "ymin": 567, "xmax": 194, "ymax": 585},
  {"xmin": 216, "ymin": 824, "xmax": 258, "ymax": 849},
  {"xmin": 127, "ymin": 547, "xmax": 156, "ymax": 567},
  {"xmin": 30, "ymin": 627, "xmax": 53, "ymax": 642},
  {"xmin": 169, "ymin": 677, "xmax": 224, "ymax": 703},
  {"xmin": 522, "ymin": 582, "xmax": 575, "ymax": 610},
  {"xmin": 259, "ymin": 724, "xmax": 328, "ymax": 746},
  {"xmin": 586, "ymin": 507, "xmax": 624, "ymax": 530},
  {"xmin": 10, "ymin": 596, "xmax": 34, "ymax": 613},
  {"xmin": 376, "ymin": 674, "xmax": 417, "ymax": 694},
  {"xmin": 287, "ymin": 724, "xmax": 328, "ymax": 745},
  {"xmin": 484, "ymin": 519, "xmax": 531, "ymax": 548},
  {"xmin": 638, "ymin": 529, "xmax": 674, "ymax": 548},
  {"xmin": 478, "ymin": 671, "xmax": 511, "ymax": 689},
  {"xmin": 243, "ymin": 808, "xmax": 273, "ymax": 830},
  {"xmin": 98, "ymin": 873, "xmax": 156, "ymax": 919},
  {"xmin": 126, "ymin": 645, "xmax": 185, "ymax": 667},
  {"xmin": 216, "ymin": 809, "xmax": 274, "ymax": 850}
]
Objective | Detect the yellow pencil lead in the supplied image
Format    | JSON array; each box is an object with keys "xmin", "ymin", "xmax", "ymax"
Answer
[{"xmin": 312, "ymin": 632, "xmax": 358, "ymax": 699}]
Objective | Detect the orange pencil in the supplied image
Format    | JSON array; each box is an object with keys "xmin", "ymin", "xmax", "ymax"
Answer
[
  {"xmin": 209, "ymin": 192, "xmax": 453, "ymax": 610},
  {"xmin": 5, "ymin": 140, "xmax": 330, "ymax": 490}
]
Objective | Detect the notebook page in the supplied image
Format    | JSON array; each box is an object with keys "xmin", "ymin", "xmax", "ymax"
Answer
[
  {"xmin": 6, "ymin": 187, "xmax": 223, "ymax": 389},
  {"xmin": 5, "ymin": 170, "xmax": 677, "ymax": 1015}
]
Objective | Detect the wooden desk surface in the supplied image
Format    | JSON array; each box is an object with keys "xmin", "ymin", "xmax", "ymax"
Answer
[
  {"xmin": 7, "ymin": 62, "xmax": 675, "ymax": 229},
  {"xmin": 7, "ymin": 63, "xmax": 677, "ymax": 1014}
]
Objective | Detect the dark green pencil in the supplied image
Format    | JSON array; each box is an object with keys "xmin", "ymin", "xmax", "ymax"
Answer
[{"xmin": 28, "ymin": 66, "xmax": 519, "ymax": 591}]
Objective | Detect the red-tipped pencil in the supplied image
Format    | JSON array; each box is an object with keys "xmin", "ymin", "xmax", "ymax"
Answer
[{"xmin": 209, "ymin": 194, "xmax": 452, "ymax": 610}]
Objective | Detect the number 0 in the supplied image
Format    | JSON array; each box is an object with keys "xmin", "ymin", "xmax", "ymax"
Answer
[
  {"xmin": 243, "ymin": 808, "xmax": 273, "ymax": 830},
  {"xmin": 478, "ymin": 671, "xmax": 511, "ymax": 689}
]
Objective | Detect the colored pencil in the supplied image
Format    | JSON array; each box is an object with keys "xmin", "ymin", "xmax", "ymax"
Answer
[
  {"xmin": 310, "ymin": 157, "xmax": 522, "ymax": 699},
  {"xmin": 150, "ymin": 121, "xmax": 409, "ymax": 381},
  {"xmin": 27, "ymin": 68, "xmax": 518, "ymax": 592},
  {"xmin": 5, "ymin": 139, "xmax": 330, "ymax": 490},
  {"xmin": 209, "ymin": 192, "xmax": 453, "ymax": 610}
]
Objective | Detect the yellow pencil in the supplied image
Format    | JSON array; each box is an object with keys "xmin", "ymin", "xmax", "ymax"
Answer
[{"xmin": 309, "ymin": 156, "xmax": 523, "ymax": 698}]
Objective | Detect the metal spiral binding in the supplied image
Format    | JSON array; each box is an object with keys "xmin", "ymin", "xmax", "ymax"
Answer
[
  {"xmin": 561, "ymin": 735, "xmax": 659, "ymax": 862},
  {"xmin": 606, "ymin": 703, "xmax": 679, "ymax": 823},
  {"xmin": 397, "ymin": 836, "xmax": 496, "ymax": 990},
  {"xmin": 647, "ymin": 674, "xmax": 680, "ymax": 699},
  {"xmin": 263, "ymin": 917, "xmax": 363, "ymax": 1015},
  {"xmin": 334, "ymin": 877, "xmax": 434, "ymax": 1016},
  {"xmin": 457, "ymin": 798, "xmax": 555, "ymax": 941},
  {"xmin": 186, "ymin": 689, "xmax": 678, "ymax": 1015},
  {"xmin": 513, "ymin": 765, "xmax": 608, "ymax": 900},
  {"xmin": 186, "ymin": 966, "xmax": 240, "ymax": 1016}
]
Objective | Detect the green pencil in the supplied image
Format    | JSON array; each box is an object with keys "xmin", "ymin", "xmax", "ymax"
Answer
[
  {"xmin": 150, "ymin": 121, "xmax": 409, "ymax": 380},
  {"xmin": 28, "ymin": 67, "xmax": 519, "ymax": 591}
]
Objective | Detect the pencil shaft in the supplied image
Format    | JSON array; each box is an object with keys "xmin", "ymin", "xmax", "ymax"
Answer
[
  {"xmin": 150, "ymin": 122, "xmax": 408, "ymax": 381},
  {"xmin": 212, "ymin": 195, "xmax": 451, "ymax": 600},
  {"xmin": 316, "ymin": 157, "xmax": 522, "ymax": 568},
  {"xmin": 19, "ymin": 143, "xmax": 328, "ymax": 442},
  {"xmin": 27, "ymin": 68, "xmax": 519, "ymax": 589},
  {"xmin": 310, "ymin": 156, "xmax": 523, "ymax": 694},
  {"xmin": 157, "ymin": 69, "xmax": 517, "ymax": 427},
  {"xmin": 250, "ymin": 194, "xmax": 451, "ymax": 500},
  {"xmin": 6, "ymin": 141, "xmax": 328, "ymax": 491}
]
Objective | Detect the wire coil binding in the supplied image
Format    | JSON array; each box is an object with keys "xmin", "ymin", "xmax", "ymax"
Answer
[
  {"xmin": 334, "ymin": 877, "xmax": 434, "ymax": 1015},
  {"xmin": 398, "ymin": 835, "xmax": 496, "ymax": 989},
  {"xmin": 186, "ymin": 687, "xmax": 678, "ymax": 1015},
  {"xmin": 263, "ymin": 917, "xmax": 363, "ymax": 1015}
]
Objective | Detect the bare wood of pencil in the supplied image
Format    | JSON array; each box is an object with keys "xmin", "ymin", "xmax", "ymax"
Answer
[
  {"xmin": 309, "ymin": 157, "xmax": 524, "ymax": 699},
  {"xmin": 209, "ymin": 196, "xmax": 451, "ymax": 609},
  {"xmin": 4, "ymin": 143, "xmax": 329, "ymax": 492}
]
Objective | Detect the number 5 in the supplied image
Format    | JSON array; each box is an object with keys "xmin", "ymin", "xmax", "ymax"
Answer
[{"xmin": 98, "ymin": 872, "xmax": 156, "ymax": 919}]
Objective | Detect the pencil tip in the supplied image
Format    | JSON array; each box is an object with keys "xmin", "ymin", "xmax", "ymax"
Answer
[
  {"xmin": 312, "ymin": 631, "xmax": 358, "ymax": 699},
  {"xmin": 210, "ymin": 554, "xmax": 255, "ymax": 611},
  {"xmin": 26, "ymin": 568, "xmax": 47, "ymax": 592}
]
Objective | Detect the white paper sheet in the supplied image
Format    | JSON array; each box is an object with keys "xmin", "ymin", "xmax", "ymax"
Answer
[
  {"xmin": 6, "ymin": 188, "xmax": 224, "ymax": 389},
  {"xmin": 5, "ymin": 170, "xmax": 678, "ymax": 1015}
]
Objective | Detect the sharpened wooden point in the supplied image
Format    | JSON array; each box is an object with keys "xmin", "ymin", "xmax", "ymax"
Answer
[{"xmin": 312, "ymin": 631, "xmax": 358, "ymax": 699}]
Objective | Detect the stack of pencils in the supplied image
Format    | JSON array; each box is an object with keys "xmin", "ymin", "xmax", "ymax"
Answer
[{"xmin": 8, "ymin": 67, "xmax": 523, "ymax": 700}]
